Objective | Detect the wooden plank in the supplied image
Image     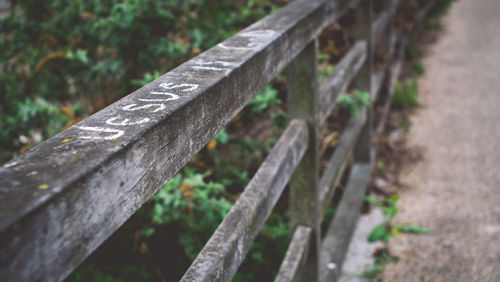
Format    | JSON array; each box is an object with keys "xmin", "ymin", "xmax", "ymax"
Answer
[
  {"xmin": 0, "ymin": 0, "xmax": 359, "ymax": 280},
  {"xmin": 371, "ymin": 0, "xmax": 401, "ymax": 44},
  {"xmin": 415, "ymin": 0, "xmax": 437, "ymax": 24},
  {"xmin": 371, "ymin": 70, "xmax": 386, "ymax": 100},
  {"xmin": 319, "ymin": 40, "xmax": 367, "ymax": 125},
  {"xmin": 286, "ymin": 40, "xmax": 321, "ymax": 281},
  {"xmin": 318, "ymin": 110, "xmax": 366, "ymax": 217},
  {"xmin": 353, "ymin": 0, "xmax": 372, "ymax": 164},
  {"xmin": 375, "ymin": 38, "xmax": 405, "ymax": 137},
  {"xmin": 180, "ymin": 119, "xmax": 308, "ymax": 282},
  {"xmin": 274, "ymin": 226, "xmax": 312, "ymax": 282},
  {"xmin": 372, "ymin": 10, "xmax": 391, "ymax": 43},
  {"xmin": 370, "ymin": 0, "xmax": 400, "ymax": 101},
  {"xmin": 319, "ymin": 163, "xmax": 371, "ymax": 282}
]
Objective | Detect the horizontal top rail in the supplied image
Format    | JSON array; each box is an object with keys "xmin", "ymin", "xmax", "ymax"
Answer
[{"xmin": 0, "ymin": 0, "xmax": 360, "ymax": 280}]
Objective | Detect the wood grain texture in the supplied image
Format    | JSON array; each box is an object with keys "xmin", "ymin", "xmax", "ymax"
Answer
[
  {"xmin": 274, "ymin": 226, "xmax": 312, "ymax": 282},
  {"xmin": 286, "ymin": 40, "xmax": 322, "ymax": 282},
  {"xmin": 353, "ymin": 0, "xmax": 373, "ymax": 164},
  {"xmin": 371, "ymin": 70, "xmax": 387, "ymax": 100},
  {"xmin": 376, "ymin": 38, "xmax": 405, "ymax": 137},
  {"xmin": 372, "ymin": 0, "xmax": 401, "ymax": 44},
  {"xmin": 180, "ymin": 119, "xmax": 308, "ymax": 282},
  {"xmin": 319, "ymin": 40, "xmax": 367, "ymax": 125},
  {"xmin": 319, "ymin": 163, "xmax": 371, "ymax": 282},
  {"xmin": 0, "ymin": 0, "xmax": 358, "ymax": 280}
]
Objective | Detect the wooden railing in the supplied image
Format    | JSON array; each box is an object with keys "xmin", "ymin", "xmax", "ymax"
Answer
[{"xmin": 0, "ymin": 0, "xmax": 437, "ymax": 281}]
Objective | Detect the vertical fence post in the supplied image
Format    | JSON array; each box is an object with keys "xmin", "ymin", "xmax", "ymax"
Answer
[
  {"xmin": 286, "ymin": 39, "xmax": 320, "ymax": 281},
  {"xmin": 354, "ymin": 0, "xmax": 373, "ymax": 164}
]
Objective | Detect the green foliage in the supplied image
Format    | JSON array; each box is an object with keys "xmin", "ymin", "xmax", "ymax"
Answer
[
  {"xmin": 248, "ymin": 85, "xmax": 281, "ymax": 114},
  {"xmin": 34, "ymin": 1, "xmax": 284, "ymax": 280},
  {"xmin": 375, "ymin": 160, "xmax": 387, "ymax": 176},
  {"xmin": 151, "ymin": 168, "xmax": 233, "ymax": 260},
  {"xmin": 214, "ymin": 128, "xmax": 230, "ymax": 145},
  {"xmin": 432, "ymin": 0, "xmax": 453, "ymax": 19},
  {"xmin": 424, "ymin": 18, "xmax": 441, "ymax": 30},
  {"xmin": 234, "ymin": 213, "xmax": 290, "ymax": 281},
  {"xmin": 405, "ymin": 40, "xmax": 421, "ymax": 60},
  {"xmin": 412, "ymin": 61, "xmax": 425, "ymax": 74},
  {"xmin": 131, "ymin": 71, "xmax": 162, "ymax": 88},
  {"xmin": 365, "ymin": 194, "xmax": 432, "ymax": 243},
  {"xmin": 337, "ymin": 89, "xmax": 372, "ymax": 117},
  {"xmin": 368, "ymin": 223, "xmax": 392, "ymax": 243},
  {"xmin": 0, "ymin": 0, "xmax": 276, "ymax": 163},
  {"xmin": 359, "ymin": 252, "xmax": 399, "ymax": 281},
  {"xmin": 71, "ymin": 263, "xmax": 151, "ymax": 282},
  {"xmin": 359, "ymin": 265, "xmax": 383, "ymax": 280},
  {"xmin": 392, "ymin": 79, "xmax": 419, "ymax": 110},
  {"xmin": 396, "ymin": 223, "xmax": 432, "ymax": 234},
  {"xmin": 398, "ymin": 118, "xmax": 411, "ymax": 133},
  {"xmin": 317, "ymin": 52, "xmax": 335, "ymax": 84}
]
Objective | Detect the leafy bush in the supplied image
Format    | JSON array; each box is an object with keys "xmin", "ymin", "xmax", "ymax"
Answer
[
  {"xmin": 337, "ymin": 89, "xmax": 372, "ymax": 117},
  {"xmin": 248, "ymin": 85, "xmax": 281, "ymax": 114},
  {"xmin": 365, "ymin": 195, "xmax": 432, "ymax": 243},
  {"xmin": 150, "ymin": 168, "xmax": 234, "ymax": 260},
  {"xmin": 0, "ymin": 0, "xmax": 276, "ymax": 163},
  {"xmin": 392, "ymin": 79, "xmax": 419, "ymax": 109},
  {"xmin": 1, "ymin": 0, "xmax": 291, "ymax": 280}
]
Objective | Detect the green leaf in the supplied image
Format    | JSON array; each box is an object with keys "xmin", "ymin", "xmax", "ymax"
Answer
[
  {"xmin": 390, "ymin": 194, "xmax": 400, "ymax": 203},
  {"xmin": 368, "ymin": 224, "xmax": 391, "ymax": 242},
  {"xmin": 395, "ymin": 223, "xmax": 432, "ymax": 234},
  {"xmin": 214, "ymin": 128, "xmax": 230, "ymax": 144},
  {"xmin": 248, "ymin": 85, "xmax": 281, "ymax": 113},
  {"xmin": 365, "ymin": 195, "xmax": 379, "ymax": 205},
  {"xmin": 383, "ymin": 206, "xmax": 398, "ymax": 218}
]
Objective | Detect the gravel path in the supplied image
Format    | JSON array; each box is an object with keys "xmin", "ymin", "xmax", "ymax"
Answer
[{"xmin": 383, "ymin": 0, "xmax": 500, "ymax": 281}]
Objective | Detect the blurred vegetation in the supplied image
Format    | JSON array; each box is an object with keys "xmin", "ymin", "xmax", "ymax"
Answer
[
  {"xmin": 392, "ymin": 78, "xmax": 419, "ymax": 110},
  {"xmin": 1, "ymin": 0, "xmax": 448, "ymax": 281},
  {"xmin": 0, "ymin": 0, "xmax": 277, "ymax": 163},
  {"xmin": 1, "ymin": 0, "xmax": 292, "ymax": 281}
]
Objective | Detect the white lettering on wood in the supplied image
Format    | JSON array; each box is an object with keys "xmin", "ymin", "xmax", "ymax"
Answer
[
  {"xmin": 218, "ymin": 29, "xmax": 278, "ymax": 51},
  {"xmin": 122, "ymin": 103, "xmax": 166, "ymax": 112},
  {"xmin": 105, "ymin": 117, "xmax": 151, "ymax": 126},
  {"xmin": 191, "ymin": 60, "xmax": 238, "ymax": 75},
  {"xmin": 159, "ymin": 82, "xmax": 199, "ymax": 92},
  {"xmin": 77, "ymin": 126, "xmax": 125, "ymax": 140}
]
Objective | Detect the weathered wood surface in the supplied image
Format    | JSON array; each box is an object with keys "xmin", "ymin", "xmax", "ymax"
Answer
[
  {"xmin": 319, "ymin": 163, "xmax": 371, "ymax": 282},
  {"xmin": 372, "ymin": 10, "xmax": 391, "ymax": 43},
  {"xmin": 319, "ymin": 110, "xmax": 366, "ymax": 217},
  {"xmin": 180, "ymin": 119, "xmax": 308, "ymax": 282},
  {"xmin": 0, "ymin": 0, "xmax": 359, "ymax": 280},
  {"xmin": 371, "ymin": 70, "xmax": 386, "ymax": 100},
  {"xmin": 286, "ymin": 40, "xmax": 322, "ymax": 282},
  {"xmin": 274, "ymin": 226, "xmax": 312, "ymax": 282},
  {"xmin": 376, "ymin": 38, "xmax": 405, "ymax": 136},
  {"xmin": 371, "ymin": 0, "xmax": 401, "ymax": 43},
  {"xmin": 319, "ymin": 40, "xmax": 366, "ymax": 124},
  {"xmin": 353, "ymin": 0, "xmax": 372, "ymax": 164}
]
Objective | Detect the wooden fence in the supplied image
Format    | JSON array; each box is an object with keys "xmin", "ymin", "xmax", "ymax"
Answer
[{"xmin": 0, "ymin": 0, "xmax": 437, "ymax": 281}]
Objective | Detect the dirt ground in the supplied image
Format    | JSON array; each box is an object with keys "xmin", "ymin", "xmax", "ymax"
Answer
[{"xmin": 383, "ymin": 0, "xmax": 500, "ymax": 280}]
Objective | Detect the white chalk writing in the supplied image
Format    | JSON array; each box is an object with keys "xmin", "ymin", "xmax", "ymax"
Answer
[
  {"xmin": 77, "ymin": 126, "xmax": 125, "ymax": 140},
  {"xmin": 218, "ymin": 29, "xmax": 278, "ymax": 51},
  {"xmin": 122, "ymin": 103, "xmax": 166, "ymax": 112},
  {"xmin": 159, "ymin": 82, "xmax": 198, "ymax": 92},
  {"xmin": 76, "ymin": 81, "xmax": 198, "ymax": 140},
  {"xmin": 105, "ymin": 117, "xmax": 151, "ymax": 126},
  {"xmin": 191, "ymin": 60, "xmax": 238, "ymax": 75}
]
